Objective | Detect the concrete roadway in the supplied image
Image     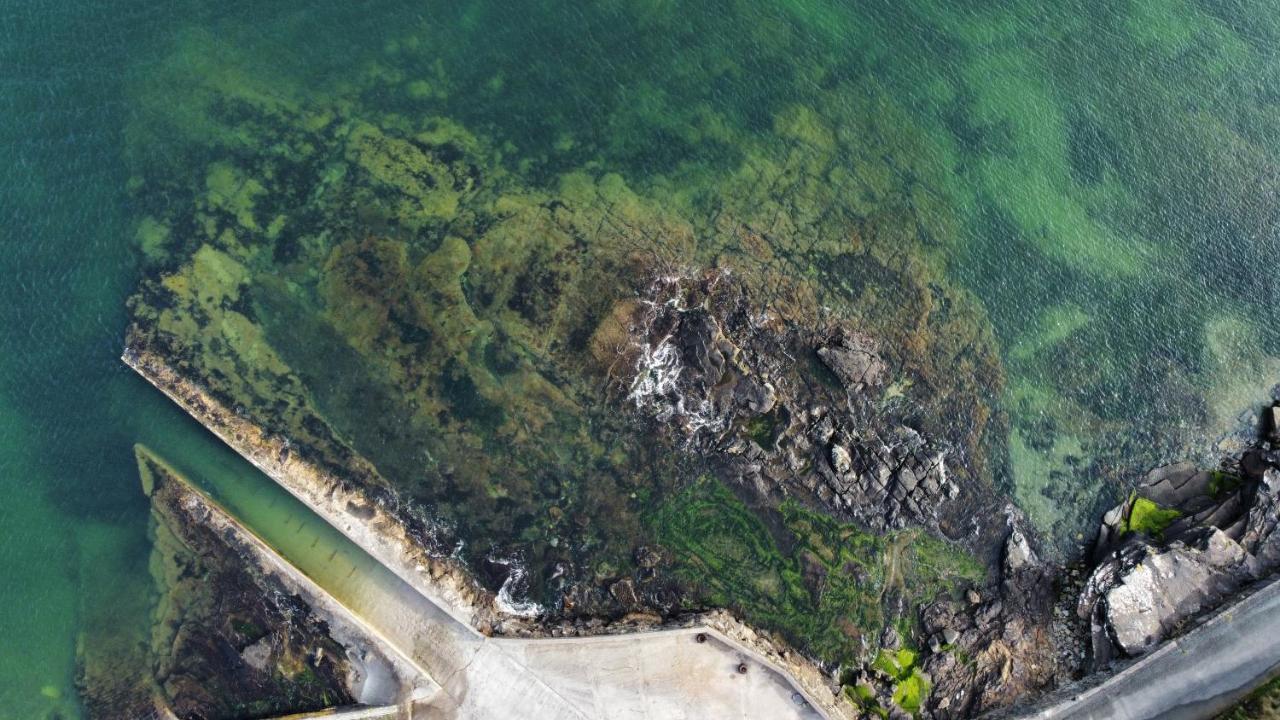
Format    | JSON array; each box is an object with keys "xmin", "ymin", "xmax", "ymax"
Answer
[{"xmin": 131, "ymin": 355, "xmax": 831, "ymax": 720}]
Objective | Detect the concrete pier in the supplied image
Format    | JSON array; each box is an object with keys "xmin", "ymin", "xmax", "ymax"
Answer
[{"xmin": 127, "ymin": 350, "xmax": 838, "ymax": 720}]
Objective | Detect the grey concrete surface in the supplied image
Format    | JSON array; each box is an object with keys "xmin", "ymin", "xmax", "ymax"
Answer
[{"xmin": 494, "ymin": 629, "xmax": 824, "ymax": 720}]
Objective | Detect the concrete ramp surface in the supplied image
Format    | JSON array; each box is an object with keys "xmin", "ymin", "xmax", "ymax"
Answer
[{"xmin": 490, "ymin": 630, "xmax": 824, "ymax": 720}]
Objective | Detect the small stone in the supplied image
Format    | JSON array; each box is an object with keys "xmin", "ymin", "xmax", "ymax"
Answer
[
  {"xmin": 897, "ymin": 466, "xmax": 920, "ymax": 492},
  {"xmin": 609, "ymin": 578, "xmax": 641, "ymax": 608},
  {"xmin": 830, "ymin": 445, "xmax": 853, "ymax": 474},
  {"xmin": 1004, "ymin": 527, "xmax": 1038, "ymax": 573},
  {"xmin": 880, "ymin": 624, "xmax": 901, "ymax": 650}
]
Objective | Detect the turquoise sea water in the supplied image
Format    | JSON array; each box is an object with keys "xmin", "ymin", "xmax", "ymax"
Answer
[{"xmin": 3, "ymin": 1, "xmax": 1278, "ymax": 716}]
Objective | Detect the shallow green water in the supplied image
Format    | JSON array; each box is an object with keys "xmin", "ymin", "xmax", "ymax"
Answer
[{"xmin": 3, "ymin": 0, "xmax": 1278, "ymax": 715}]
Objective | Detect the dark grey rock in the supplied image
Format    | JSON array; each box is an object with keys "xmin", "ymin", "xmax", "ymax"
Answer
[{"xmin": 816, "ymin": 334, "xmax": 885, "ymax": 391}]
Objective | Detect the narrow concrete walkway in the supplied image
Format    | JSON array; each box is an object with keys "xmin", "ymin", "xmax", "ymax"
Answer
[
  {"xmin": 1018, "ymin": 577, "xmax": 1280, "ymax": 720},
  {"xmin": 256, "ymin": 499, "xmax": 825, "ymax": 719},
  {"xmin": 214, "ymin": 472, "xmax": 824, "ymax": 719}
]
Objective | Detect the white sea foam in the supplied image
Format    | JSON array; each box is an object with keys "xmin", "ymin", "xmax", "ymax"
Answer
[{"xmin": 489, "ymin": 555, "xmax": 544, "ymax": 618}]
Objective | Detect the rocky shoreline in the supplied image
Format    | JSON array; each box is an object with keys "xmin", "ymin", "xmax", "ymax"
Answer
[
  {"xmin": 78, "ymin": 446, "xmax": 418, "ymax": 720},
  {"xmin": 125, "ymin": 272, "xmax": 1280, "ymax": 720}
]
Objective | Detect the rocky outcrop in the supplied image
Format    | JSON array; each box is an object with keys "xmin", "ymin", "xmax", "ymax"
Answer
[
  {"xmin": 124, "ymin": 346, "xmax": 855, "ymax": 718},
  {"xmin": 833, "ymin": 523, "xmax": 1059, "ymax": 719},
  {"xmin": 1091, "ymin": 528, "xmax": 1249, "ymax": 657},
  {"xmin": 1078, "ymin": 432, "xmax": 1280, "ymax": 669},
  {"xmin": 816, "ymin": 332, "xmax": 886, "ymax": 392},
  {"xmin": 117, "ymin": 447, "xmax": 396, "ymax": 720},
  {"xmin": 918, "ymin": 527, "xmax": 1058, "ymax": 719},
  {"xmin": 614, "ymin": 269, "xmax": 1000, "ymax": 541}
]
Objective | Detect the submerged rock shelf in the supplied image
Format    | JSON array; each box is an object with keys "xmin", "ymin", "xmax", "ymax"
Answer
[
  {"xmin": 86, "ymin": 446, "xmax": 413, "ymax": 719},
  {"xmin": 96, "ymin": 9, "xmax": 1280, "ymax": 716}
]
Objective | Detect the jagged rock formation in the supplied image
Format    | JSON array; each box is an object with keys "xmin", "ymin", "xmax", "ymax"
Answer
[
  {"xmin": 1078, "ymin": 430, "xmax": 1280, "ymax": 668},
  {"xmin": 120, "ymin": 30, "xmax": 1015, "ymax": 710},
  {"xmin": 837, "ymin": 527, "xmax": 1059, "ymax": 719},
  {"xmin": 602, "ymin": 269, "xmax": 1048, "ymax": 717},
  {"xmin": 608, "ymin": 268, "xmax": 1002, "ymax": 541}
]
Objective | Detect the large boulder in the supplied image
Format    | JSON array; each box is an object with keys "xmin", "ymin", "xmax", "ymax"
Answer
[
  {"xmin": 817, "ymin": 332, "xmax": 885, "ymax": 392},
  {"xmin": 1099, "ymin": 528, "xmax": 1249, "ymax": 656}
]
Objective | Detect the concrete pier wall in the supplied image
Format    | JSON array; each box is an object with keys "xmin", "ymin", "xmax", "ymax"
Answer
[{"xmin": 126, "ymin": 348, "xmax": 848, "ymax": 720}]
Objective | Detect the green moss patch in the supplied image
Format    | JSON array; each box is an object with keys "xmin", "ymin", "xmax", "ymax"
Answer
[
  {"xmin": 1208, "ymin": 470, "xmax": 1242, "ymax": 500},
  {"xmin": 650, "ymin": 476, "xmax": 982, "ymax": 672},
  {"xmin": 1122, "ymin": 495, "xmax": 1182, "ymax": 539}
]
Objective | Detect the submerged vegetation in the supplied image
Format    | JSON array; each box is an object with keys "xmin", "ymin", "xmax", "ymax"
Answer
[
  {"xmin": 125, "ymin": 0, "xmax": 1280, "ymax": 559},
  {"xmin": 122, "ymin": 0, "xmax": 1004, "ymax": 641},
  {"xmin": 77, "ymin": 448, "xmax": 358, "ymax": 719},
  {"xmin": 651, "ymin": 476, "xmax": 982, "ymax": 681},
  {"xmin": 101, "ymin": 0, "xmax": 1280, "ymax": 715},
  {"xmin": 655, "ymin": 474, "xmax": 983, "ymax": 681}
]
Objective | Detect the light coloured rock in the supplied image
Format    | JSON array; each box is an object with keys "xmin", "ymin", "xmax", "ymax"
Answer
[
  {"xmin": 1103, "ymin": 529, "xmax": 1248, "ymax": 656},
  {"xmin": 830, "ymin": 444, "xmax": 852, "ymax": 474},
  {"xmin": 1004, "ymin": 528, "xmax": 1038, "ymax": 573},
  {"xmin": 240, "ymin": 637, "xmax": 273, "ymax": 672}
]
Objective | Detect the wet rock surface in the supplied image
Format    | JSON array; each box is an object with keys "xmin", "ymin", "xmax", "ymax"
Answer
[
  {"xmin": 862, "ymin": 526, "xmax": 1060, "ymax": 719},
  {"xmin": 112, "ymin": 24, "xmax": 1280, "ymax": 717},
  {"xmin": 614, "ymin": 269, "xmax": 1005, "ymax": 545},
  {"xmin": 121, "ymin": 39, "xmax": 1015, "ymax": 703},
  {"xmin": 847, "ymin": 401, "xmax": 1280, "ymax": 719}
]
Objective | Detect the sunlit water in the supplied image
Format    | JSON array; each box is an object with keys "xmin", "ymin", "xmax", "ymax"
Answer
[{"xmin": 3, "ymin": 1, "xmax": 1278, "ymax": 716}]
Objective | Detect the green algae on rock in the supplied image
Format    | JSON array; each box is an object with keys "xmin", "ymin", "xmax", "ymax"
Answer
[
  {"xmin": 651, "ymin": 476, "xmax": 983, "ymax": 668},
  {"xmin": 116, "ymin": 24, "xmax": 1037, "ymax": 718}
]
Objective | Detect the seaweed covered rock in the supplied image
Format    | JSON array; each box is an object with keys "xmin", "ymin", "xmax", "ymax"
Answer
[
  {"xmin": 121, "ymin": 27, "xmax": 1021, "ymax": 715},
  {"xmin": 903, "ymin": 526, "xmax": 1058, "ymax": 719},
  {"xmin": 78, "ymin": 447, "xmax": 395, "ymax": 719},
  {"xmin": 612, "ymin": 268, "xmax": 1003, "ymax": 544}
]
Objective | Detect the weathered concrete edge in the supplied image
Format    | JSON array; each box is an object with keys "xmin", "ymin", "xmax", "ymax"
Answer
[
  {"xmin": 123, "ymin": 345, "xmax": 852, "ymax": 720},
  {"xmin": 1002, "ymin": 575, "xmax": 1280, "ymax": 719},
  {"xmin": 265, "ymin": 705, "xmax": 403, "ymax": 719},
  {"xmin": 136, "ymin": 443, "xmax": 434, "ymax": 711},
  {"xmin": 494, "ymin": 621, "xmax": 836, "ymax": 712},
  {"xmin": 123, "ymin": 344, "xmax": 495, "ymax": 633}
]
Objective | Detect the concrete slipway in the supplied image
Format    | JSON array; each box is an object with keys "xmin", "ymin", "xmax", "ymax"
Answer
[{"xmin": 147, "ymin": 437, "xmax": 824, "ymax": 720}]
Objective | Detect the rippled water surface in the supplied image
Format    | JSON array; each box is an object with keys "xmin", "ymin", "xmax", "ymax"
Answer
[{"xmin": 3, "ymin": 1, "xmax": 1278, "ymax": 716}]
